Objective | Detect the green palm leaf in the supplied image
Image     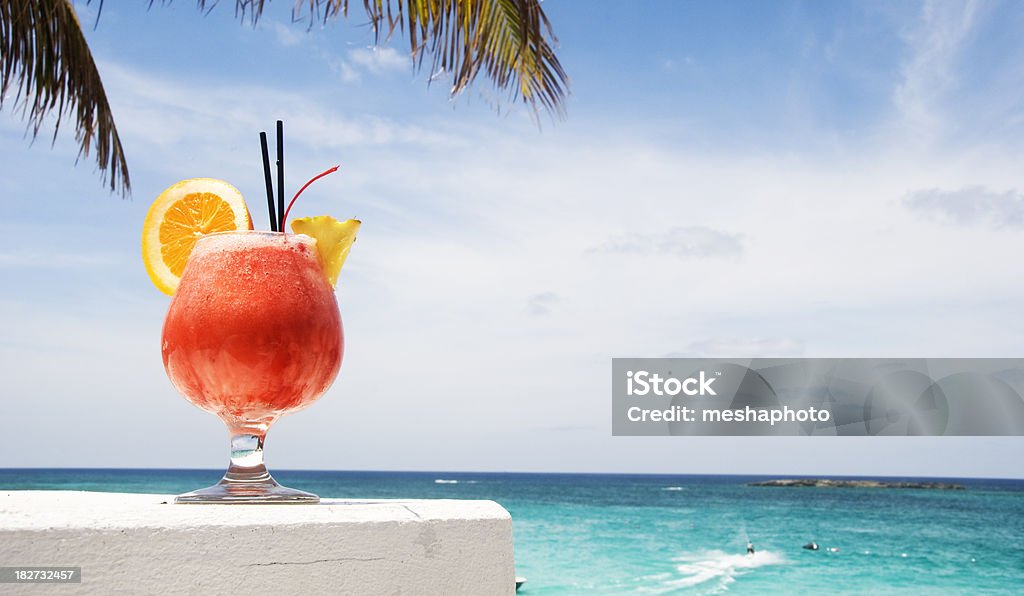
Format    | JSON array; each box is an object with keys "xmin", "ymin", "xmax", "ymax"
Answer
[
  {"xmin": 209, "ymin": 0, "xmax": 569, "ymax": 114},
  {"xmin": 1, "ymin": 1, "xmax": 568, "ymax": 196},
  {"xmin": 1, "ymin": 0, "xmax": 130, "ymax": 195}
]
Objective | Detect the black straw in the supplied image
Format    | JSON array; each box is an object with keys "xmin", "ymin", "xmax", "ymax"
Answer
[
  {"xmin": 276, "ymin": 120, "xmax": 285, "ymax": 231},
  {"xmin": 259, "ymin": 132, "xmax": 277, "ymax": 232}
]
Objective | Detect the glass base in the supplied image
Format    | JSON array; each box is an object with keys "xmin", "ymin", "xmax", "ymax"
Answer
[
  {"xmin": 175, "ymin": 430, "xmax": 319, "ymax": 504},
  {"xmin": 175, "ymin": 478, "xmax": 320, "ymax": 504}
]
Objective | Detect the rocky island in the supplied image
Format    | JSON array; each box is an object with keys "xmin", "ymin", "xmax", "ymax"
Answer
[{"xmin": 749, "ymin": 479, "xmax": 965, "ymax": 490}]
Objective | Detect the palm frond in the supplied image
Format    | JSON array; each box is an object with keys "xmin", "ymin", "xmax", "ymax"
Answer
[
  {"xmin": 203, "ymin": 0, "xmax": 568, "ymax": 116},
  {"xmin": 0, "ymin": 0, "xmax": 130, "ymax": 195},
  {"xmin": 0, "ymin": 0, "xmax": 565, "ymax": 197}
]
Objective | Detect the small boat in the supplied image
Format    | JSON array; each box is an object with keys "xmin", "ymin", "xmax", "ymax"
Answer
[{"xmin": 515, "ymin": 576, "xmax": 527, "ymax": 591}]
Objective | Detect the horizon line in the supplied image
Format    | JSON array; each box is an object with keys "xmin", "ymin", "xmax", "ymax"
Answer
[{"xmin": 1, "ymin": 467, "xmax": 1021, "ymax": 482}]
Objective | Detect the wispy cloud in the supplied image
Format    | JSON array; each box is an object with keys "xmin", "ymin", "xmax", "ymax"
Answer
[
  {"xmin": 335, "ymin": 59, "xmax": 360, "ymax": 83},
  {"xmin": 0, "ymin": 250, "xmax": 123, "ymax": 269},
  {"xmin": 335, "ymin": 47, "xmax": 408, "ymax": 82},
  {"xmin": 590, "ymin": 226, "xmax": 743, "ymax": 259},
  {"xmin": 349, "ymin": 47, "xmax": 407, "ymax": 73},
  {"xmin": 96, "ymin": 61, "xmax": 463, "ymax": 159},
  {"xmin": 526, "ymin": 291, "xmax": 560, "ymax": 316},
  {"xmin": 903, "ymin": 186, "xmax": 1024, "ymax": 227},
  {"xmin": 661, "ymin": 55, "xmax": 696, "ymax": 73},
  {"xmin": 893, "ymin": 0, "xmax": 981, "ymax": 131},
  {"xmin": 667, "ymin": 338, "xmax": 806, "ymax": 358},
  {"xmin": 270, "ymin": 22, "xmax": 305, "ymax": 47}
]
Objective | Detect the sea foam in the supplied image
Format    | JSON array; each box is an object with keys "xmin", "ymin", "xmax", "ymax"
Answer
[{"xmin": 661, "ymin": 549, "xmax": 786, "ymax": 591}]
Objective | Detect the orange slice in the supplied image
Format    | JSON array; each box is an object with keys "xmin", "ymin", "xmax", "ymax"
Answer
[
  {"xmin": 290, "ymin": 215, "xmax": 360, "ymax": 287},
  {"xmin": 142, "ymin": 178, "xmax": 252, "ymax": 295}
]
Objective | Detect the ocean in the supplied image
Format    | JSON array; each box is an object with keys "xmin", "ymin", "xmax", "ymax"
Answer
[{"xmin": 2, "ymin": 470, "xmax": 1022, "ymax": 594}]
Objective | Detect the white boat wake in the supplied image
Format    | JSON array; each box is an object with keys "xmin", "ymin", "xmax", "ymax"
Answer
[{"xmin": 655, "ymin": 549, "xmax": 786, "ymax": 593}]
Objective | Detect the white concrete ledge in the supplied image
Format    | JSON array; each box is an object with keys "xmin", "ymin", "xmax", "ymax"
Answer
[{"xmin": 0, "ymin": 491, "xmax": 515, "ymax": 595}]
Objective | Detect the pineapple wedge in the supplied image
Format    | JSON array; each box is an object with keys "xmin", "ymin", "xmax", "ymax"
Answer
[{"xmin": 290, "ymin": 215, "xmax": 360, "ymax": 287}]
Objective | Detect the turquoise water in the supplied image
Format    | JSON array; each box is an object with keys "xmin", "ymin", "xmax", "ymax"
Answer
[{"xmin": 2, "ymin": 470, "xmax": 1022, "ymax": 594}]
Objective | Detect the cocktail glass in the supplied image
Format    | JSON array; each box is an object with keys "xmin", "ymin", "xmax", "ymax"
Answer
[{"xmin": 161, "ymin": 231, "xmax": 343, "ymax": 503}]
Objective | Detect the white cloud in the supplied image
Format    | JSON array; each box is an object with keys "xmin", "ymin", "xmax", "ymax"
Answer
[
  {"xmin": 94, "ymin": 60, "xmax": 463, "ymax": 163},
  {"xmin": 893, "ymin": 0, "xmax": 981, "ymax": 133},
  {"xmin": 526, "ymin": 292, "xmax": 560, "ymax": 316},
  {"xmin": 0, "ymin": 250, "xmax": 124, "ymax": 268},
  {"xmin": 661, "ymin": 55, "xmax": 696, "ymax": 73},
  {"xmin": 270, "ymin": 22, "xmax": 305, "ymax": 47},
  {"xmin": 667, "ymin": 338, "xmax": 806, "ymax": 358},
  {"xmin": 903, "ymin": 186, "xmax": 1024, "ymax": 227},
  {"xmin": 334, "ymin": 47, "xmax": 408, "ymax": 83},
  {"xmin": 591, "ymin": 226, "xmax": 743, "ymax": 259},
  {"xmin": 349, "ymin": 47, "xmax": 407, "ymax": 73},
  {"xmin": 335, "ymin": 58, "xmax": 361, "ymax": 83}
]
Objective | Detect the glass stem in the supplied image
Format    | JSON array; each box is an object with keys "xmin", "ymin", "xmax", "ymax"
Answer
[
  {"xmin": 175, "ymin": 422, "xmax": 317, "ymax": 503},
  {"xmin": 223, "ymin": 431, "xmax": 273, "ymax": 484}
]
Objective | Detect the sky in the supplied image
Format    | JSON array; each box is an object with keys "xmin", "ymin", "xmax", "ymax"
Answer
[{"xmin": 1, "ymin": 0, "xmax": 1023, "ymax": 477}]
